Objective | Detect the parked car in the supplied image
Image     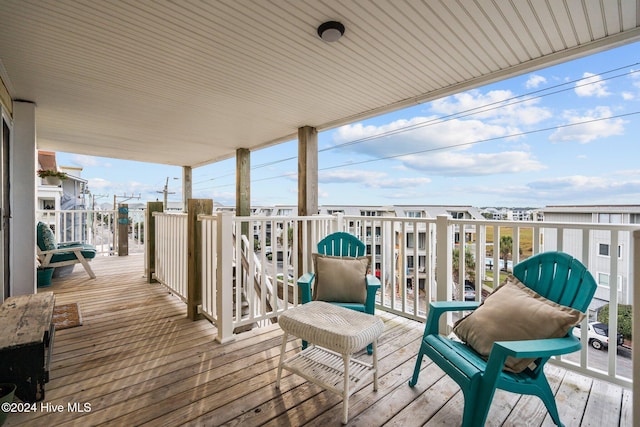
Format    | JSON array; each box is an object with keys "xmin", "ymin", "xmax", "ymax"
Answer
[
  {"xmin": 572, "ymin": 322, "xmax": 624, "ymax": 350},
  {"xmin": 464, "ymin": 281, "xmax": 475, "ymax": 301}
]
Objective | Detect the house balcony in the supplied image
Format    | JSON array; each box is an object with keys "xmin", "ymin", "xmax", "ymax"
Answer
[
  {"xmin": 17, "ymin": 209, "xmax": 636, "ymax": 425},
  {"xmin": 4, "ymin": 255, "xmax": 632, "ymax": 426}
]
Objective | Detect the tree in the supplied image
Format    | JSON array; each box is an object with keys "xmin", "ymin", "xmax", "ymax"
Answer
[
  {"xmin": 452, "ymin": 247, "xmax": 476, "ymax": 285},
  {"xmin": 499, "ymin": 235, "xmax": 513, "ymax": 272},
  {"xmin": 598, "ymin": 304, "xmax": 632, "ymax": 341}
]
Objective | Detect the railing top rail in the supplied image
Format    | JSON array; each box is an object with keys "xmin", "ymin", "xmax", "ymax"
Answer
[
  {"xmin": 339, "ymin": 214, "xmax": 640, "ymax": 232},
  {"xmin": 152, "ymin": 211, "xmax": 188, "ymax": 217},
  {"xmin": 342, "ymin": 215, "xmax": 437, "ymax": 224},
  {"xmin": 198, "ymin": 214, "xmax": 336, "ymax": 221},
  {"xmin": 449, "ymin": 217, "xmax": 640, "ymax": 231}
]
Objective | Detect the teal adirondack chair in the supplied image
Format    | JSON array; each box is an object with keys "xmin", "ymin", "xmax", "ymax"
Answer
[
  {"xmin": 297, "ymin": 232, "xmax": 381, "ymax": 353},
  {"xmin": 408, "ymin": 252, "xmax": 597, "ymax": 427}
]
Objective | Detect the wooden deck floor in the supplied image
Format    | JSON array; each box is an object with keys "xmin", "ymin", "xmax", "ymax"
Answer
[{"xmin": 5, "ymin": 255, "xmax": 632, "ymax": 426}]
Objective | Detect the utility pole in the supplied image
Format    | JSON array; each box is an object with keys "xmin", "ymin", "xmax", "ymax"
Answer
[
  {"xmin": 91, "ymin": 193, "xmax": 109, "ymax": 210},
  {"xmin": 113, "ymin": 193, "xmax": 142, "ymax": 210},
  {"xmin": 157, "ymin": 177, "xmax": 177, "ymax": 211}
]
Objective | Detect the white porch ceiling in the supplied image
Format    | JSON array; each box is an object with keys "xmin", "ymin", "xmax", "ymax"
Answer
[{"xmin": 1, "ymin": 0, "xmax": 639, "ymax": 168}]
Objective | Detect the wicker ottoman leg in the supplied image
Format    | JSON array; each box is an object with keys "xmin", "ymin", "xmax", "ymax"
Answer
[
  {"xmin": 373, "ymin": 339, "xmax": 379, "ymax": 391},
  {"xmin": 275, "ymin": 332, "xmax": 288, "ymax": 389},
  {"xmin": 342, "ymin": 353, "xmax": 350, "ymax": 424}
]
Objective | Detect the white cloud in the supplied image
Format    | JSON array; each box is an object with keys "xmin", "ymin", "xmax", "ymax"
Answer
[
  {"xmin": 430, "ymin": 90, "xmax": 551, "ymax": 126},
  {"xmin": 319, "ymin": 169, "xmax": 431, "ymax": 189},
  {"xmin": 70, "ymin": 154, "xmax": 111, "ymax": 168},
  {"xmin": 334, "ymin": 112, "xmax": 544, "ymax": 176},
  {"xmin": 87, "ymin": 177, "xmax": 111, "ymax": 191},
  {"xmin": 549, "ymin": 106, "xmax": 625, "ymax": 143},
  {"xmin": 320, "ymin": 169, "xmax": 387, "ymax": 184},
  {"xmin": 526, "ymin": 74, "xmax": 547, "ymax": 89},
  {"xmin": 399, "ymin": 151, "xmax": 545, "ymax": 176},
  {"xmin": 523, "ymin": 175, "xmax": 640, "ymax": 202},
  {"xmin": 431, "ymin": 90, "xmax": 552, "ymax": 129},
  {"xmin": 334, "ymin": 116, "xmax": 510, "ymax": 160},
  {"xmin": 622, "ymin": 92, "xmax": 634, "ymax": 100},
  {"xmin": 574, "ymin": 72, "xmax": 610, "ymax": 97},
  {"xmin": 460, "ymin": 173, "xmax": 640, "ymax": 205}
]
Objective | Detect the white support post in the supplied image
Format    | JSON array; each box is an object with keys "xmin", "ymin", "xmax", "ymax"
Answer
[
  {"xmin": 12, "ymin": 101, "xmax": 37, "ymax": 296},
  {"xmin": 215, "ymin": 211, "xmax": 234, "ymax": 343},
  {"xmin": 632, "ymin": 230, "xmax": 639, "ymax": 424},
  {"xmin": 435, "ymin": 214, "xmax": 452, "ymax": 333}
]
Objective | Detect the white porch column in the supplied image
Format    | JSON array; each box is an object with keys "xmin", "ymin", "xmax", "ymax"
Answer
[
  {"xmin": 12, "ymin": 101, "xmax": 37, "ymax": 296},
  {"xmin": 182, "ymin": 166, "xmax": 192, "ymax": 212}
]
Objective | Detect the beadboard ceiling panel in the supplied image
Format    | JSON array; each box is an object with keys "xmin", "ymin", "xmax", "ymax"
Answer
[{"xmin": 1, "ymin": 0, "xmax": 639, "ymax": 167}]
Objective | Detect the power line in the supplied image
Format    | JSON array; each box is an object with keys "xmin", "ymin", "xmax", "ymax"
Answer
[
  {"xmin": 204, "ymin": 110, "xmax": 640, "ymax": 187},
  {"xmin": 193, "ymin": 62, "xmax": 640, "ymax": 189}
]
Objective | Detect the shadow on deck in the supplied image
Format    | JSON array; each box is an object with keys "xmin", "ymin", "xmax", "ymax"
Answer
[{"xmin": 4, "ymin": 255, "xmax": 632, "ymax": 426}]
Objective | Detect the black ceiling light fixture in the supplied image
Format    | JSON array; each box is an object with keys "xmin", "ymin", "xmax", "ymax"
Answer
[{"xmin": 317, "ymin": 21, "xmax": 345, "ymax": 42}]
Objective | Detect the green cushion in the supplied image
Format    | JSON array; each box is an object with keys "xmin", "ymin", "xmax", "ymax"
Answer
[{"xmin": 37, "ymin": 222, "xmax": 57, "ymax": 250}]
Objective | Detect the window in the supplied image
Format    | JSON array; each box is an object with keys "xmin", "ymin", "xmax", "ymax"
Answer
[
  {"xmin": 406, "ymin": 210, "xmax": 422, "ymax": 218},
  {"xmin": 598, "ymin": 243, "xmax": 622, "ymax": 258},
  {"xmin": 418, "ymin": 232, "xmax": 426, "ymax": 249},
  {"xmin": 418, "ymin": 256, "xmax": 426, "ymax": 272},
  {"xmin": 407, "ymin": 255, "xmax": 414, "ymax": 269},
  {"xmin": 598, "ymin": 213, "xmax": 622, "ymax": 223},
  {"xmin": 598, "ymin": 272, "xmax": 622, "ymax": 289},
  {"xmin": 598, "ymin": 272, "xmax": 609, "ymax": 287},
  {"xmin": 599, "ymin": 243, "xmax": 609, "ymax": 256},
  {"xmin": 406, "ymin": 233, "xmax": 414, "ymax": 248}
]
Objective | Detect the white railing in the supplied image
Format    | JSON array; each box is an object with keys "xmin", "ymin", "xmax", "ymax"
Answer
[
  {"xmin": 152, "ymin": 210, "xmax": 636, "ymax": 388},
  {"xmin": 198, "ymin": 213, "xmax": 337, "ymax": 341},
  {"xmin": 340, "ymin": 214, "xmax": 637, "ymax": 388},
  {"xmin": 153, "ymin": 212, "xmax": 188, "ymax": 301},
  {"xmin": 37, "ymin": 209, "xmax": 146, "ymax": 255}
]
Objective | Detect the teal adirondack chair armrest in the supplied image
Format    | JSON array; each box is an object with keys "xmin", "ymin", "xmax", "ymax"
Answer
[
  {"xmin": 490, "ymin": 336, "xmax": 582, "ymax": 360},
  {"xmin": 424, "ymin": 300, "xmax": 481, "ymax": 335},
  {"xmin": 297, "ymin": 272, "xmax": 315, "ymax": 303},
  {"xmin": 364, "ymin": 274, "xmax": 381, "ymax": 312},
  {"xmin": 484, "ymin": 336, "xmax": 582, "ymax": 378}
]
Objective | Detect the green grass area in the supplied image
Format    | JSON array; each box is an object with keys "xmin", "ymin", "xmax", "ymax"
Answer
[
  {"xmin": 483, "ymin": 269, "xmax": 509, "ymax": 290},
  {"xmin": 484, "ymin": 226, "xmax": 534, "ymax": 258}
]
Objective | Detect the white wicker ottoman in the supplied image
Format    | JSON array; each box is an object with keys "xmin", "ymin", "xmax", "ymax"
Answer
[{"xmin": 275, "ymin": 301, "xmax": 384, "ymax": 424}]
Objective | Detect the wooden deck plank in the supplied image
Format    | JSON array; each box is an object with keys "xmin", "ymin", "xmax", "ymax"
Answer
[
  {"xmin": 3, "ymin": 255, "xmax": 629, "ymax": 427},
  {"xmin": 499, "ymin": 364, "xmax": 565, "ymax": 425},
  {"xmin": 189, "ymin": 314, "xmax": 422, "ymax": 427},
  {"xmin": 541, "ymin": 370, "xmax": 592, "ymax": 426},
  {"xmin": 581, "ymin": 379, "xmax": 623, "ymax": 427}
]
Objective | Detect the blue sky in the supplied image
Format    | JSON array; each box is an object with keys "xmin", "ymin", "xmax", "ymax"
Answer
[{"xmin": 57, "ymin": 41, "xmax": 640, "ymax": 209}]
